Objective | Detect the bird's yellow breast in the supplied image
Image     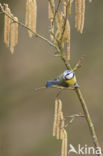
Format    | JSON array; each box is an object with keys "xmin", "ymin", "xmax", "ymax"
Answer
[{"xmin": 65, "ymin": 76, "xmax": 77, "ymax": 87}]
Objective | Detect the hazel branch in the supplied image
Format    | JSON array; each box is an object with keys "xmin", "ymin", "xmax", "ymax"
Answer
[{"xmin": 0, "ymin": 3, "xmax": 59, "ymax": 52}]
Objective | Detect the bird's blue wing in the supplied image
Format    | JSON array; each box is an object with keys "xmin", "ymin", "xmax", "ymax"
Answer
[{"xmin": 46, "ymin": 80, "xmax": 59, "ymax": 88}]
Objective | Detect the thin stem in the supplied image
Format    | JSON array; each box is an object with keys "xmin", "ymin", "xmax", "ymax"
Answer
[{"xmin": 75, "ymin": 88, "xmax": 101, "ymax": 151}]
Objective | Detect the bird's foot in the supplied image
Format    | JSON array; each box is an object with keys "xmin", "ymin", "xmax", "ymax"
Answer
[{"xmin": 74, "ymin": 84, "xmax": 80, "ymax": 88}]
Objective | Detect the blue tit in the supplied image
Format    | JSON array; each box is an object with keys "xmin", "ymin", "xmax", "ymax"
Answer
[{"xmin": 46, "ymin": 70, "xmax": 79, "ymax": 88}]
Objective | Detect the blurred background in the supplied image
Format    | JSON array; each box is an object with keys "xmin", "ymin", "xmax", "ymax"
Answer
[{"xmin": 0, "ymin": 0, "xmax": 103, "ymax": 156}]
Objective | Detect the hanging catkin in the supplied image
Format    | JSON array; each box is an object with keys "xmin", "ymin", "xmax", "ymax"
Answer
[
  {"xmin": 64, "ymin": 129, "xmax": 67, "ymax": 156},
  {"xmin": 80, "ymin": 0, "xmax": 85, "ymax": 33},
  {"xmin": 68, "ymin": 0, "xmax": 73, "ymax": 15},
  {"xmin": 4, "ymin": 4, "xmax": 18, "ymax": 53},
  {"xmin": 75, "ymin": 0, "xmax": 86, "ymax": 33},
  {"xmin": 48, "ymin": 0, "xmax": 55, "ymax": 41},
  {"xmin": 66, "ymin": 19, "xmax": 70, "ymax": 60},
  {"xmin": 4, "ymin": 5, "xmax": 11, "ymax": 47},
  {"xmin": 56, "ymin": 99, "xmax": 62, "ymax": 140},
  {"xmin": 52, "ymin": 99, "xmax": 67, "ymax": 156},
  {"xmin": 55, "ymin": 12, "xmax": 63, "ymax": 40},
  {"xmin": 61, "ymin": 130, "xmax": 65, "ymax": 156},
  {"xmin": 62, "ymin": 19, "xmax": 70, "ymax": 60},
  {"xmin": 48, "ymin": 0, "xmax": 54, "ymax": 21},
  {"xmin": 25, "ymin": 0, "xmax": 37, "ymax": 37},
  {"xmin": 25, "ymin": 0, "xmax": 29, "ymax": 26},
  {"xmin": 10, "ymin": 16, "xmax": 19, "ymax": 54},
  {"xmin": 31, "ymin": 0, "xmax": 37, "ymax": 33},
  {"xmin": 10, "ymin": 18, "xmax": 15, "ymax": 53},
  {"xmin": 60, "ymin": 112, "xmax": 65, "ymax": 140},
  {"xmin": 61, "ymin": 129, "xmax": 68, "ymax": 156},
  {"xmin": 77, "ymin": 0, "xmax": 82, "ymax": 31},
  {"xmin": 14, "ymin": 17, "xmax": 18, "ymax": 46},
  {"xmin": 53, "ymin": 99, "xmax": 59, "ymax": 136}
]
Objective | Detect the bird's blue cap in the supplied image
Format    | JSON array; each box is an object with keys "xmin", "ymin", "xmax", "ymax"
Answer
[{"xmin": 63, "ymin": 70, "xmax": 72, "ymax": 75}]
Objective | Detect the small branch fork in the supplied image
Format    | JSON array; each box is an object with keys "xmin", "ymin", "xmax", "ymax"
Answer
[
  {"xmin": 0, "ymin": 2, "xmax": 102, "ymax": 156},
  {"xmin": 64, "ymin": 113, "xmax": 84, "ymax": 127}
]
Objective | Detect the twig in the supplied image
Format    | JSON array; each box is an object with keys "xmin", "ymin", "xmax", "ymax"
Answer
[
  {"xmin": 34, "ymin": 86, "xmax": 46, "ymax": 91},
  {"xmin": 61, "ymin": 55, "xmax": 72, "ymax": 70},
  {"xmin": 64, "ymin": 113, "xmax": 84, "ymax": 128},
  {"xmin": 64, "ymin": 113, "xmax": 84, "ymax": 118},
  {"xmin": 75, "ymin": 88, "xmax": 101, "ymax": 153},
  {"xmin": 56, "ymin": 89, "xmax": 63, "ymax": 98},
  {"xmin": 73, "ymin": 56, "xmax": 85, "ymax": 71}
]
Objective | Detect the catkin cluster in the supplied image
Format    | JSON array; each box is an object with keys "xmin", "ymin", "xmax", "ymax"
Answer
[
  {"xmin": 25, "ymin": 0, "xmax": 37, "ymax": 37},
  {"xmin": 48, "ymin": 0, "xmax": 93, "ymax": 60},
  {"xmin": 75, "ymin": 0, "xmax": 85, "ymax": 33},
  {"xmin": 48, "ymin": 0, "xmax": 71, "ymax": 61},
  {"xmin": 4, "ymin": 4, "xmax": 18, "ymax": 54},
  {"xmin": 3, "ymin": 0, "xmax": 37, "ymax": 53},
  {"xmin": 53, "ymin": 99, "xmax": 67, "ymax": 156}
]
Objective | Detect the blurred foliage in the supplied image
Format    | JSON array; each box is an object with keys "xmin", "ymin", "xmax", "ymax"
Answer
[{"xmin": 0, "ymin": 0, "xmax": 103, "ymax": 156}]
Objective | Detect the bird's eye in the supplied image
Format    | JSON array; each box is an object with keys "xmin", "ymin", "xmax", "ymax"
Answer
[{"xmin": 65, "ymin": 73, "xmax": 74, "ymax": 80}]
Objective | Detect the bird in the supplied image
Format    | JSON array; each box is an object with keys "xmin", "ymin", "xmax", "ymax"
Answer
[{"xmin": 46, "ymin": 70, "xmax": 79, "ymax": 88}]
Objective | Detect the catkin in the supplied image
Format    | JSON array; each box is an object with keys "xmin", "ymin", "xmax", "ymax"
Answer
[
  {"xmin": 66, "ymin": 19, "xmax": 70, "ymax": 60},
  {"xmin": 80, "ymin": 0, "xmax": 85, "ymax": 33},
  {"xmin": 25, "ymin": 0, "xmax": 37, "ymax": 37},
  {"xmin": 4, "ymin": 4, "xmax": 19, "ymax": 53},
  {"xmin": 10, "ymin": 18, "xmax": 15, "ymax": 54},
  {"xmin": 63, "ymin": 1, "xmax": 67, "ymax": 17},
  {"xmin": 55, "ymin": 12, "xmax": 63, "ymax": 40},
  {"xmin": 10, "ymin": 16, "xmax": 19, "ymax": 54},
  {"xmin": 4, "ymin": 5, "xmax": 11, "ymax": 47},
  {"xmin": 61, "ymin": 129, "xmax": 67, "ymax": 156},
  {"xmin": 53, "ymin": 99, "xmax": 67, "ymax": 156},
  {"xmin": 62, "ymin": 19, "xmax": 70, "ymax": 60},
  {"xmin": 31, "ymin": 0, "xmax": 37, "ymax": 33},
  {"xmin": 61, "ymin": 130, "xmax": 65, "ymax": 156},
  {"xmin": 14, "ymin": 17, "xmax": 18, "ymax": 46},
  {"xmin": 64, "ymin": 129, "xmax": 67, "ymax": 156},
  {"xmin": 48, "ymin": 0, "xmax": 54, "ymax": 21},
  {"xmin": 75, "ymin": 0, "xmax": 78, "ymax": 28},
  {"xmin": 60, "ymin": 112, "xmax": 65, "ymax": 140},
  {"xmin": 28, "ymin": 0, "xmax": 32, "ymax": 37},
  {"xmin": 25, "ymin": 0, "xmax": 29, "ymax": 26},
  {"xmin": 75, "ymin": 0, "xmax": 86, "ymax": 33},
  {"xmin": 77, "ymin": 0, "xmax": 82, "ymax": 31},
  {"xmin": 53, "ymin": 99, "xmax": 59, "ymax": 136},
  {"xmin": 56, "ymin": 99, "xmax": 62, "ymax": 140},
  {"xmin": 68, "ymin": 0, "xmax": 73, "ymax": 15}
]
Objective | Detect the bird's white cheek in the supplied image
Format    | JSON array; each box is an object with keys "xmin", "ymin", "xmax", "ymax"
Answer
[{"xmin": 66, "ymin": 73, "xmax": 73, "ymax": 79}]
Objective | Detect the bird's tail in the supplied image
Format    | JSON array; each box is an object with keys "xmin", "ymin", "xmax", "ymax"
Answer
[{"xmin": 46, "ymin": 80, "xmax": 58, "ymax": 88}]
